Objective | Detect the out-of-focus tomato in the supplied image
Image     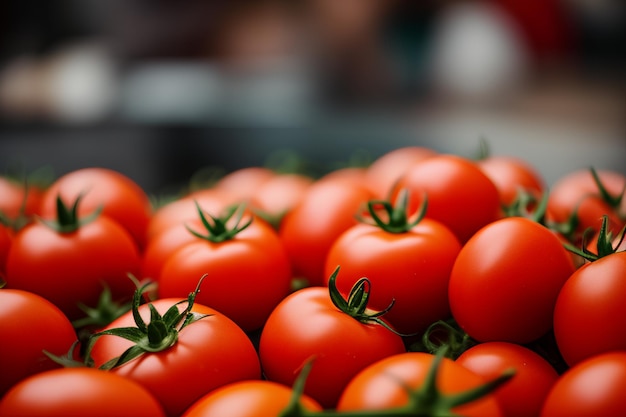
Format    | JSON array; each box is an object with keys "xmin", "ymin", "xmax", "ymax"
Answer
[
  {"xmin": 0, "ymin": 367, "xmax": 166, "ymax": 417},
  {"xmin": 0, "ymin": 288, "xmax": 78, "ymax": 397},
  {"xmin": 448, "ymin": 217, "xmax": 576, "ymax": 344},
  {"xmin": 0, "ymin": 176, "xmax": 44, "ymax": 223},
  {"xmin": 540, "ymin": 352, "xmax": 626, "ymax": 417},
  {"xmin": 0, "ymin": 223, "xmax": 12, "ymax": 276},
  {"xmin": 456, "ymin": 341, "xmax": 559, "ymax": 417},
  {"xmin": 213, "ymin": 166, "xmax": 277, "ymax": 202},
  {"xmin": 181, "ymin": 380, "xmax": 322, "ymax": 417}
]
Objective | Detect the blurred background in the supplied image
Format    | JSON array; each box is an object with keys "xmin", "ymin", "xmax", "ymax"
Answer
[{"xmin": 0, "ymin": 0, "xmax": 624, "ymax": 195}]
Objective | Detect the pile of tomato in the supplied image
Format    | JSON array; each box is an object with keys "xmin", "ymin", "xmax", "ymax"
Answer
[{"xmin": 1, "ymin": 144, "xmax": 625, "ymax": 417}]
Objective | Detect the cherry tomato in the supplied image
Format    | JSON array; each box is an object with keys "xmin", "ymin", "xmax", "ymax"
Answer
[
  {"xmin": 448, "ymin": 217, "xmax": 576, "ymax": 344},
  {"xmin": 476, "ymin": 155, "xmax": 545, "ymax": 207},
  {"xmin": 393, "ymin": 154, "xmax": 502, "ymax": 243},
  {"xmin": 248, "ymin": 172, "xmax": 313, "ymax": 227},
  {"xmin": 337, "ymin": 351, "xmax": 505, "ymax": 416},
  {"xmin": 553, "ymin": 250, "xmax": 626, "ymax": 366},
  {"xmin": 0, "ymin": 288, "xmax": 78, "ymax": 397},
  {"xmin": 88, "ymin": 297, "xmax": 261, "ymax": 417},
  {"xmin": 38, "ymin": 167, "xmax": 153, "ymax": 250},
  {"xmin": 181, "ymin": 380, "xmax": 322, "ymax": 417},
  {"xmin": 0, "ymin": 367, "xmax": 166, "ymax": 417},
  {"xmin": 540, "ymin": 351, "xmax": 626, "ymax": 417},
  {"xmin": 0, "ymin": 175, "xmax": 44, "ymax": 222},
  {"xmin": 456, "ymin": 341, "xmax": 559, "ymax": 417},
  {"xmin": 0, "ymin": 223, "xmax": 12, "ymax": 275},
  {"xmin": 213, "ymin": 166, "xmax": 277, "ymax": 202}
]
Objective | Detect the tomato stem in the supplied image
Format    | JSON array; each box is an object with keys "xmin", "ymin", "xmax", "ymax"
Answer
[
  {"xmin": 357, "ymin": 189, "xmax": 428, "ymax": 234},
  {"xmin": 186, "ymin": 201, "xmax": 253, "ymax": 243}
]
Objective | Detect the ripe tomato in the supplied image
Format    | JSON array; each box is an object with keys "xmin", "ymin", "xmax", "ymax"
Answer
[
  {"xmin": 456, "ymin": 341, "xmax": 559, "ymax": 417},
  {"xmin": 0, "ymin": 175, "xmax": 44, "ymax": 223},
  {"xmin": 0, "ymin": 223, "xmax": 12, "ymax": 275},
  {"xmin": 213, "ymin": 166, "xmax": 277, "ymax": 202},
  {"xmin": 279, "ymin": 175, "xmax": 374, "ymax": 287},
  {"xmin": 0, "ymin": 288, "xmax": 78, "ymax": 397},
  {"xmin": 364, "ymin": 146, "xmax": 437, "ymax": 198},
  {"xmin": 540, "ymin": 352, "xmax": 626, "ymax": 417},
  {"xmin": 393, "ymin": 154, "xmax": 502, "ymax": 243},
  {"xmin": 88, "ymin": 297, "xmax": 261, "ymax": 417},
  {"xmin": 157, "ymin": 207, "xmax": 292, "ymax": 332},
  {"xmin": 38, "ymin": 167, "xmax": 153, "ymax": 251},
  {"xmin": 448, "ymin": 217, "xmax": 576, "ymax": 344},
  {"xmin": 337, "ymin": 351, "xmax": 505, "ymax": 416},
  {"xmin": 553, "ymin": 250, "xmax": 626, "ymax": 367},
  {"xmin": 181, "ymin": 380, "xmax": 322, "ymax": 417},
  {"xmin": 5, "ymin": 197, "xmax": 141, "ymax": 321},
  {"xmin": 258, "ymin": 273, "xmax": 407, "ymax": 409},
  {"xmin": 0, "ymin": 367, "xmax": 166, "ymax": 417}
]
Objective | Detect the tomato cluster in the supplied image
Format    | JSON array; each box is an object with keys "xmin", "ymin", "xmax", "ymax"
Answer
[{"xmin": 0, "ymin": 147, "xmax": 625, "ymax": 417}]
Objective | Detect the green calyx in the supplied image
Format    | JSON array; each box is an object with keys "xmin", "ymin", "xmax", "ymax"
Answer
[
  {"xmin": 327, "ymin": 266, "xmax": 404, "ymax": 337},
  {"xmin": 590, "ymin": 167, "xmax": 625, "ymax": 215},
  {"xmin": 564, "ymin": 215, "xmax": 626, "ymax": 262},
  {"xmin": 83, "ymin": 275, "xmax": 210, "ymax": 370},
  {"xmin": 357, "ymin": 189, "xmax": 428, "ymax": 234},
  {"xmin": 39, "ymin": 194, "xmax": 102, "ymax": 233},
  {"xmin": 409, "ymin": 318, "xmax": 477, "ymax": 360},
  {"xmin": 186, "ymin": 201, "xmax": 253, "ymax": 243},
  {"xmin": 279, "ymin": 347, "xmax": 514, "ymax": 417}
]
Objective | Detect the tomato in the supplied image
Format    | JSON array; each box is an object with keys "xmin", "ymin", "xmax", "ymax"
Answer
[
  {"xmin": 248, "ymin": 172, "xmax": 313, "ymax": 227},
  {"xmin": 258, "ymin": 271, "xmax": 407, "ymax": 409},
  {"xmin": 553, "ymin": 250, "xmax": 626, "ymax": 367},
  {"xmin": 324, "ymin": 191, "xmax": 462, "ymax": 335},
  {"xmin": 448, "ymin": 217, "xmax": 576, "ymax": 344},
  {"xmin": 38, "ymin": 167, "xmax": 153, "ymax": 251},
  {"xmin": 337, "ymin": 351, "xmax": 505, "ymax": 416},
  {"xmin": 0, "ymin": 367, "xmax": 166, "ymax": 417},
  {"xmin": 0, "ymin": 288, "xmax": 77, "ymax": 397},
  {"xmin": 157, "ymin": 206, "xmax": 292, "ymax": 333},
  {"xmin": 393, "ymin": 154, "xmax": 502, "ymax": 243},
  {"xmin": 476, "ymin": 155, "xmax": 545, "ymax": 208},
  {"xmin": 0, "ymin": 175, "xmax": 44, "ymax": 222},
  {"xmin": 364, "ymin": 146, "xmax": 437, "ymax": 198},
  {"xmin": 181, "ymin": 380, "xmax": 323, "ymax": 417},
  {"xmin": 213, "ymin": 166, "xmax": 277, "ymax": 202},
  {"xmin": 0, "ymin": 223, "xmax": 12, "ymax": 275},
  {"xmin": 540, "ymin": 351, "xmax": 626, "ymax": 417},
  {"xmin": 456, "ymin": 341, "xmax": 559, "ymax": 417},
  {"xmin": 5, "ymin": 197, "xmax": 141, "ymax": 321},
  {"xmin": 279, "ymin": 175, "xmax": 374, "ymax": 287},
  {"xmin": 87, "ymin": 296, "xmax": 261, "ymax": 417}
]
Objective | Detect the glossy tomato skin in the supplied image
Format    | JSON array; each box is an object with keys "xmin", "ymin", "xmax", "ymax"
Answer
[
  {"xmin": 38, "ymin": 167, "xmax": 153, "ymax": 251},
  {"xmin": 5, "ymin": 216, "xmax": 141, "ymax": 320},
  {"xmin": 258, "ymin": 286, "xmax": 407, "ymax": 409},
  {"xmin": 279, "ymin": 176, "xmax": 374, "ymax": 287},
  {"xmin": 0, "ymin": 289, "xmax": 78, "ymax": 397},
  {"xmin": 181, "ymin": 380, "xmax": 323, "ymax": 417},
  {"xmin": 456, "ymin": 341, "xmax": 559, "ymax": 417},
  {"xmin": 0, "ymin": 367, "xmax": 166, "ymax": 417},
  {"xmin": 393, "ymin": 154, "xmax": 502, "ymax": 243},
  {"xmin": 324, "ymin": 219, "xmax": 462, "ymax": 335},
  {"xmin": 540, "ymin": 351, "xmax": 626, "ymax": 417},
  {"xmin": 89, "ymin": 299, "xmax": 261, "ymax": 417},
  {"xmin": 448, "ymin": 217, "xmax": 576, "ymax": 344},
  {"xmin": 157, "ymin": 216, "xmax": 292, "ymax": 332},
  {"xmin": 337, "ymin": 351, "xmax": 504, "ymax": 417},
  {"xmin": 476, "ymin": 155, "xmax": 545, "ymax": 207},
  {"xmin": 553, "ymin": 251, "xmax": 626, "ymax": 367}
]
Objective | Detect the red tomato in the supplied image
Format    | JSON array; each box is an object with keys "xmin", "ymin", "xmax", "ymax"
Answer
[
  {"xmin": 324, "ymin": 196, "xmax": 461, "ymax": 335},
  {"xmin": 456, "ymin": 341, "xmax": 559, "ymax": 417},
  {"xmin": 393, "ymin": 154, "xmax": 502, "ymax": 243},
  {"xmin": 0, "ymin": 288, "xmax": 78, "ymax": 397},
  {"xmin": 279, "ymin": 176, "xmax": 374, "ymax": 287},
  {"xmin": 337, "ymin": 351, "xmax": 505, "ymax": 416},
  {"xmin": 0, "ymin": 176, "xmax": 44, "ymax": 222},
  {"xmin": 181, "ymin": 380, "xmax": 322, "ymax": 417},
  {"xmin": 476, "ymin": 155, "xmax": 545, "ymax": 207},
  {"xmin": 540, "ymin": 351, "xmax": 626, "ymax": 417},
  {"xmin": 0, "ymin": 223, "xmax": 12, "ymax": 275},
  {"xmin": 248, "ymin": 172, "xmax": 313, "ymax": 225},
  {"xmin": 448, "ymin": 217, "xmax": 576, "ymax": 344},
  {"xmin": 553, "ymin": 250, "xmax": 626, "ymax": 367},
  {"xmin": 0, "ymin": 367, "xmax": 166, "ymax": 417},
  {"xmin": 88, "ymin": 298, "xmax": 261, "ymax": 417},
  {"xmin": 38, "ymin": 167, "xmax": 153, "ymax": 251},
  {"xmin": 157, "ymin": 210, "xmax": 292, "ymax": 332},
  {"xmin": 364, "ymin": 146, "xmax": 437, "ymax": 198},
  {"xmin": 213, "ymin": 166, "xmax": 277, "ymax": 202},
  {"xmin": 258, "ymin": 280, "xmax": 407, "ymax": 408},
  {"xmin": 5, "ymin": 199, "xmax": 141, "ymax": 321}
]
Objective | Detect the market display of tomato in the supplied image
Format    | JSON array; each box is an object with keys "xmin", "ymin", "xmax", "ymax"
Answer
[{"xmin": 2, "ymin": 144, "xmax": 626, "ymax": 416}]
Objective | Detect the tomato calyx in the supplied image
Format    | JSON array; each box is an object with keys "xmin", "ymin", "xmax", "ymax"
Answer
[
  {"xmin": 357, "ymin": 189, "xmax": 427, "ymax": 234},
  {"xmin": 410, "ymin": 318, "xmax": 476, "ymax": 360},
  {"xmin": 83, "ymin": 275, "xmax": 210, "ymax": 370},
  {"xmin": 327, "ymin": 266, "xmax": 405, "ymax": 336},
  {"xmin": 564, "ymin": 215, "xmax": 626, "ymax": 262},
  {"xmin": 38, "ymin": 194, "xmax": 102, "ymax": 233},
  {"xmin": 186, "ymin": 201, "xmax": 253, "ymax": 243},
  {"xmin": 590, "ymin": 167, "xmax": 625, "ymax": 216}
]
